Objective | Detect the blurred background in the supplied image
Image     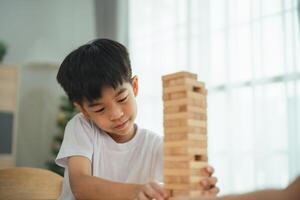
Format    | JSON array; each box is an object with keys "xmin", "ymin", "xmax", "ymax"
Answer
[{"xmin": 0, "ymin": 0, "xmax": 299, "ymax": 196}]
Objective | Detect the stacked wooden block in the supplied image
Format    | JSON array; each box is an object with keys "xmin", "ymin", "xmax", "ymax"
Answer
[{"xmin": 162, "ymin": 71, "xmax": 208, "ymax": 198}]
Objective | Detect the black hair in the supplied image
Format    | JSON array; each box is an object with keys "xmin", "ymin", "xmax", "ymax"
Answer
[{"xmin": 57, "ymin": 38, "xmax": 132, "ymax": 104}]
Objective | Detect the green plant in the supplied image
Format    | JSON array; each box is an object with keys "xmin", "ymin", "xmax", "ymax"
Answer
[
  {"xmin": 46, "ymin": 96, "xmax": 77, "ymax": 176},
  {"xmin": 0, "ymin": 40, "xmax": 7, "ymax": 62}
]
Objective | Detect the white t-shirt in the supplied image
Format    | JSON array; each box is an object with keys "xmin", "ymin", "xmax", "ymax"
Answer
[{"xmin": 55, "ymin": 113, "xmax": 163, "ymax": 200}]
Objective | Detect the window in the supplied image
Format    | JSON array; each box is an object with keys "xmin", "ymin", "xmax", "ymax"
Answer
[{"xmin": 129, "ymin": 0, "xmax": 300, "ymax": 194}]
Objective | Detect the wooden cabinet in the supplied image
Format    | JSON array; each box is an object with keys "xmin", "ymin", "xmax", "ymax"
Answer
[{"xmin": 0, "ymin": 65, "xmax": 18, "ymax": 168}]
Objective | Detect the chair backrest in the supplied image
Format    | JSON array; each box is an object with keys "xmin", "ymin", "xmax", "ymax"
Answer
[{"xmin": 0, "ymin": 167, "xmax": 63, "ymax": 200}]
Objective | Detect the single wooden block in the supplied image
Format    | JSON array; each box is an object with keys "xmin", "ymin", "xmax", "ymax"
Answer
[
  {"xmin": 164, "ymin": 132, "xmax": 207, "ymax": 142},
  {"xmin": 164, "ymin": 176, "xmax": 190, "ymax": 184},
  {"xmin": 164, "ymin": 146, "xmax": 207, "ymax": 156},
  {"xmin": 163, "ymin": 83, "xmax": 207, "ymax": 95},
  {"xmin": 189, "ymin": 175, "xmax": 208, "ymax": 183},
  {"xmin": 164, "ymin": 155, "xmax": 195, "ymax": 162},
  {"xmin": 163, "ymin": 91, "xmax": 207, "ymax": 101},
  {"xmin": 164, "ymin": 119, "xmax": 207, "ymax": 128},
  {"xmin": 163, "ymin": 92, "xmax": 187, "ymax": 101},
  {"xmin": 164, "ymin": 175, "xmax": 208, "ymax": 184},
  {"xmin": 164, "ymin": 126, "xmax": 207, "ymax": 135},
  {"xmin": 164, "ymin": 105, "xmax": 206, "ymax": 114},
  {"xmin": 164, "ymin": 183, "xmax": 189, "ymax": 190},
  {"xmin": 163, "ymin": 77, "xmax": 197, "ymax": 88},
  {"xmin": 186, "ymin": 119, "xmax": 207, "ymax": 128},
  {"xmin": 164, "ymin": 161, "xmax": 208, "ymax": 169},
  {"xmin": 164, "ymin": 154, "xmax": 208, "ymax": 162},
  {"xmin": 164, "ymin": 169, "xmax": 190, "ymax": 176},
  {"xmin": 168, "ymin": 189, "xmax": 189, "ymax": 197},
  {"xmin": 164, "ymin": 112, "xmax": 207, "ymax": 121},
  {"xmin": 188, "ymin": 147, "xmax": 207, "ymax": 155},
  {"xmin": 164, "ymin": 183, "xmax": 202, "ymax": 190},
  {"xmin": 164, "ymin": 161, "xmax": 189, "ymax": 169},
  {"xmin": 165, "ymin": 189, "xmax": 207, "ymax": 199},
  {"xmin": 162, "ymin": 71, "xmax": 198, "ymax": 82},
  {"xmin": 163, "ymin": 98, "xmax": 207, "ymax": 108},
  {"xmin": 164, "ymin": 140, "xmax": 207, "ymax": 148},
  {"xmin": 190, "ymin": 190, "xmax": 203, "ymax": 197}
]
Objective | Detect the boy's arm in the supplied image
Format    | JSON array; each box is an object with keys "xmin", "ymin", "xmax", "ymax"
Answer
[
  {"xmin": 219, "ymin": 176, "xmax": 300, "ymax": 200},
  {"xmin": 68, "ymin": 156, "xmax": 142, "ymax": 200},
  {"xmin": 175, "ymin": 189, "xmax": 285, "ymax": 200},
  {"xmin": 175, "ymin": 176, "xmax": 300, "ymax": 200}
]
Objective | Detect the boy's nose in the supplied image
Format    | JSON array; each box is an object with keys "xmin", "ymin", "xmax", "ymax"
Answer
[{"xmin": 110, "ymin": 109, "xmax": 124, "ymax": 121}]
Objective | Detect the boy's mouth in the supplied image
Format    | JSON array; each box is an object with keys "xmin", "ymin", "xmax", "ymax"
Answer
[{"xmin": 114, "ymin": 119, "xmax": 129, "ymax": 130}]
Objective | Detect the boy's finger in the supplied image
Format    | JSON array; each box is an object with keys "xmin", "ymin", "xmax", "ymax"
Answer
[
  {"xmin": 145, "ymin": 183, "xmax": 164, "ymax": 200},
  {"xmin": 209, "ymin": 186, "xmax": 220, "ymax": 195},
  {"xmin": 137, "ymin": 192, "xmax": 149, "ymax": 200},
  {"xmin": 163, "ymin": 188, "xmax": 172, "ymax": 198},
  {"xmin": 200, "ymin": 165, "xmax": 214, "ymax": 177},
  {"xmin": 150, "ymin": 182, "xmax": 167, "ymax": 198},
  {"xmin": 200, "ymin": 176, "xmax": 218, "ymax": 188},
  {"xmin": 205, "ymin": 165, "xmax": 214, "ymax": 176},
  {"xmin": 201, "ymin": 186, "xmax": 220, "ymax": 197}
]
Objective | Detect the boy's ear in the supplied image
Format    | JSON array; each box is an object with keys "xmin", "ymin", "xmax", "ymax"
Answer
[
  {"xmin": 74, "ymin": 102, "xmax": 90, "ymax": 118},
  {"xmin": 131, "ymin": 75, "xmax": 139, "ymax": 97}
]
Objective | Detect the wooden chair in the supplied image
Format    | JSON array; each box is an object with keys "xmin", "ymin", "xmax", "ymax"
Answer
[{"xmin": 0, "ymin": 167, "xmax": 63, "ymax": 200}]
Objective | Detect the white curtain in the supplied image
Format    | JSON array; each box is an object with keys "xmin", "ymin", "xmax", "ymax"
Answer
[{"xmin": 128, "ymin": 0, "xmax": 300, "ymax": 195}]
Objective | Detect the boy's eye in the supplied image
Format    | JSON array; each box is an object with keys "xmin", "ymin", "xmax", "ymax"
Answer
[
  {"xmin": 118, "ymin": 96, "xmax": 128, "ymax": 102},
  {"xmin": 95, "ymin": 108, "xmax": 105, "ymax": 113}
]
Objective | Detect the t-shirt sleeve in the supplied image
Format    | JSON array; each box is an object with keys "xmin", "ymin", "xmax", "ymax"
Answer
[{"xmin": 55, "ymin": 114, "xmax": 95, "ymax": 168}]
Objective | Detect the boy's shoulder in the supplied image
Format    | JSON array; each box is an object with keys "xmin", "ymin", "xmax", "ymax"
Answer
[
  {"xmin": 137, "ymin": 127, "xmax": 163, "ymax": 143},
  {"xmin": 69, "ymin": 112, "xmax": 92, "ymax": 126},
  {"xmin": 66, "ymin": 112, "xmax": 96, "ymax": 134}
]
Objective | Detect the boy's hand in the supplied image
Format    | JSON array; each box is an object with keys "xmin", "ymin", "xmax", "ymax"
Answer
[
  {"xmin": 200, "ymin": 165, "xmax": 219, "ymax": 196},
  {"xmin": 135, "ymin": 181, "xmax": 169, "ymax": 200}
]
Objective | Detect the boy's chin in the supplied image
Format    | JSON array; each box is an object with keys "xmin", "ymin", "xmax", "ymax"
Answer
[
  {"xmin": 110, "ymin": 121, "xmax": 133, "ymax": 134},
  {"xmin": 115, "ymin": 124, "xmax": 135, "ymax": 136}
]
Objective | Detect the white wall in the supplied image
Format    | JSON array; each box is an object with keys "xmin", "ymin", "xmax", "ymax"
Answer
[
  {"xmin": 0, "ymin": 0, "xmax": 96, "ymax": 65},
  {"xmin": 17, "ymin": 63, "xmax": 63, "ymax": 168},
  {"xmin": 0, "ymin": 0, "xmax": 97, "ymax": 168}
]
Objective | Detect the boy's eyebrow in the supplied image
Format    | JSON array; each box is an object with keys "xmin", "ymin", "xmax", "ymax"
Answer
[
  {"xmin": 87, "ymin": 88, "xmax": 128, "ymax": 107},
  {"xmin": 115, "ymin": 88, "xmax": 127, "ymax": 97},
  {"xmin": 88, "ymin": 102, "xmax": 103, "ymax": 107}
]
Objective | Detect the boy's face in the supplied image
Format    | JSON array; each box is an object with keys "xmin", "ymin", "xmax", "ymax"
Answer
[{"xmin": 76, "ymin": 76, "xmax": 138, "ymax": 143}]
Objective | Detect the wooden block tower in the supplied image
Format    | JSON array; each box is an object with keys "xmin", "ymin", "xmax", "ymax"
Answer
[{"xmin": 162, "ymin": 71, "xmax": 208, "ymax": 198}]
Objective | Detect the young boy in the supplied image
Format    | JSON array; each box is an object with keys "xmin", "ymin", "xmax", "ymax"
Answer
[{"xmin": 55, "ymin": 39, "xmax": 219, "ymax": 200}]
